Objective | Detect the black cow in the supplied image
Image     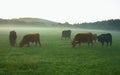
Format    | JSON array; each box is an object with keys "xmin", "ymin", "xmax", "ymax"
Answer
[
  {"xmin": 97, "ymin": 33, "xmax": 112, "ymax": 46},
  {"xmin": 61, "ymin": 30, "xmax": 71, "ymax": 40},
  {"xmin": 9, "ymin": 31, "xmax": 17, "ymax": 46}
]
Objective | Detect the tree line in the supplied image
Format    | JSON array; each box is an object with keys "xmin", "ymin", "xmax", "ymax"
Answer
[{"xmin": 73, "ymin": 19, "xmax": 120, "ymax": 31}]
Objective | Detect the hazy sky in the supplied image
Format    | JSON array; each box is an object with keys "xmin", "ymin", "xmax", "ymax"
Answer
[{"xmin": 0, "ymin": 0, "xmax": 120, "ymax": 23}]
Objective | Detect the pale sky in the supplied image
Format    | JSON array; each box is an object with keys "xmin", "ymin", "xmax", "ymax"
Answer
[{"xmin": 0, "ymin": 0, "xmax": 120, "ymax": 24}]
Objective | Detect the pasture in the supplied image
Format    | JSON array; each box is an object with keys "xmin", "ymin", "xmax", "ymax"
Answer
[{"xmin": 0, "ymin": 27, "xmax": 120, "ymax": 75}]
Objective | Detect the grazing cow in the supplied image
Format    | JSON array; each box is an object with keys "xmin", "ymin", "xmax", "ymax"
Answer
[
  {"xmin": 97, "ymin": 33, "xmax": 112, "ymax": 46},
  {"xmin": 9, "ymin": 31, "xmax": 17, "ymax": 46},
  {"xmin": 61, "ymin": 30, "xmax": 71, "ymax": 40},
  {"xmin": 19, "ymin": 33, "xmax": 41, "ymax": 47},
  {"xmin": 72, "ymin": 33, "xmax": 93, "ymax": 47}
]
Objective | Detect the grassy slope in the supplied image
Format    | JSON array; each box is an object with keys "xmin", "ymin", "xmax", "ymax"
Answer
[{"xmin": 0, "ymin": 28, "xmax": 120, "ymax": 75}]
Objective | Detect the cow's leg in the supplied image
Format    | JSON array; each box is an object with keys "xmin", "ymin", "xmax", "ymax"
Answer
[
  {"xmin": 38, "ymin": 41, "xmax": 41, "ymax": 46},
  {"xmin": 12, "ymin": 39, "xmax": 16, "ymax": 46},
  {"xmin": 79, "ymin": 43, "xmax": 81, "ymax": 46},
  {"xmin": 35, "ymin": 42, "xmax": 37, "ymax": 46},
  {"xmin": 10, "ymin": 39, "xmax": 14, "ymax": 46},
  {"xmin": 102, "ymin": 42, "xmax": 104, "ymax": 46},
  {"xmin": 10, "ymin": 40, "xmax": 13, "ymax": 46},
  {"xmin": 110, "ymin": 41, "xmax": 112, "ymax": 46},
  {"xmin": 106, "ymin": 41, "xmax": 109, "ymax": 46},
  {"xmin": 91, "ymin": 41, "xmax": 93, "ymax": 46},
  {"xmin": 88, "ymin": 40, "xmax": 91, "ymax": 46},
  {"xmin": 94, "ymin": 39, "xmax": 96, "ymax": 42},
  {"xmin": 61, "ymin": 36, "xmax": 63, "ymax": 40},
  {"xmin": 88, "ymin": 42, "xmax": 90, "ymax": 46},
  {"xmin": 67, "ymin": 37, "xmax": 69, "ymax": 40},
  {"xmin": 34, "ymin": 41, "xmax": 37, "ymax": 46},
  {"xmin": 27, "ymin": 42, "xmax": 30, "ymax": 47},
  {"xmin": 35, "ymin": 41, "xmax": 41, "ymax": 46},
  {"xmin": 39, "ymin": 42, "xmax": 41, "ymax": 46}
]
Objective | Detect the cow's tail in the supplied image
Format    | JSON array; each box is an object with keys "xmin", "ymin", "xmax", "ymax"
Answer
[
  {"xmin": 38, "ymin": 34, "xmax": 41, "ymax": 46},
  {"xmin": 110, "ymin": 35, "xmax": 112, "ymax": 46}
]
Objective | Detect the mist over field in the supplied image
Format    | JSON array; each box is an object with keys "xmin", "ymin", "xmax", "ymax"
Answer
[
  {"xmin": 0, "ymin": 18, "xmax": 120, "ymax": 31},
  {"xmin": 0, "ymin": 18, "xmax": 120, "ymax": 75}
]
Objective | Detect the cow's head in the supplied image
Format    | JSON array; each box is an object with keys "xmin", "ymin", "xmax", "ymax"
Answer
[
  {"xmin": 71, "ymin": 41, "xmax": 76, "ymax": 48},
  {"xmin": 19, "ymin": 41, "xmax": 24, "ymax": 47},
  {"xmin": 97, "ymin": 36, "xmax": 101, "ymax": 42},
  {"xmin": 72, "ymin": 40, "xmax": 81, "ymax": 48}
]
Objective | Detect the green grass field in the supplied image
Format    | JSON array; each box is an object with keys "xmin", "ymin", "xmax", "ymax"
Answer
[{"xmin": 0, "ymin": 27, "xmax": 120, "ymax": 75}]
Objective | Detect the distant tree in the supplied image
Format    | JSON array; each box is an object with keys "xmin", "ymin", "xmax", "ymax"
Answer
[
  {"xmin": 73, "ymin": 19, "xmax": 120, "ymax": 31},
  {"xmin": 64, "ymin": 22, "xmax": 69, "ymax": 25}
]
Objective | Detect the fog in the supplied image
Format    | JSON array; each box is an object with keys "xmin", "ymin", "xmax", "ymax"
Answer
[{"xmin": 0, "ymin": 26, "xmax": 118, "ymax": 34}]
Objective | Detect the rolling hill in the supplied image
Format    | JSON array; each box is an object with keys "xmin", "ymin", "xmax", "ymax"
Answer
[{"xmin": 0, "ymin": 18, "xmax": 58, "ymax": 27}]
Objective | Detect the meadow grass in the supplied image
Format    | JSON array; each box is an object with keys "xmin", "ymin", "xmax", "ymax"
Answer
[{"xmin": 0, "ymin": 27, "xmax": 120, "ymax": 75}]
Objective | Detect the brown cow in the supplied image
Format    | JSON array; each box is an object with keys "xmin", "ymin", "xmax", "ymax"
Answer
[
  {"xmin": 19, "ymin": 33, "xmax": 41, "ymax": 47},
  {"xmin": 9, "ymin": 31, "xmax": 17, "ymax": 46},
  {"xmin": 72, "ymin": 33, "xmax": 93, "ymax": 47}
]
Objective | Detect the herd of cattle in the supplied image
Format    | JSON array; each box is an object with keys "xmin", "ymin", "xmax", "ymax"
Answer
[{"xmin": 9, "ymin": 30, "xmax": 112, "ymax": 48}]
